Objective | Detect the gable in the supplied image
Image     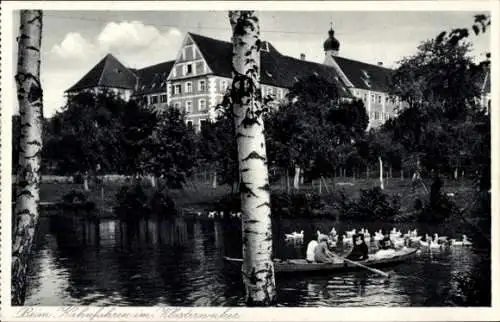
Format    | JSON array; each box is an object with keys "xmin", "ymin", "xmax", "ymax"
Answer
[{"xmin": 167, "ymin": 33, "xmax": 212, "ymax": 81}]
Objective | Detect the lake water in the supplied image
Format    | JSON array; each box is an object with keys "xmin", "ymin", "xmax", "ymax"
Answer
[{"xmin": 24, "ymin": 214, "xmax": 490, "ymax": 306}]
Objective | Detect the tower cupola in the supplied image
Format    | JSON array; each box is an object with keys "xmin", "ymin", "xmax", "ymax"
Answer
[{"xmin": 323, "ymin": 24, "xmax": 340, "ymax": 56}]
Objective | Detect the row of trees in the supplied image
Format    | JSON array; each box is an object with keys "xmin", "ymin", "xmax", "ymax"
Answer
[{"xmin": 12, "ymin": 27, "xmax": 490, "ymax": 193}]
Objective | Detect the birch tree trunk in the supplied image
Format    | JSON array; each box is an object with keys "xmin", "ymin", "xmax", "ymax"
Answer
[
  {"xmin": 11, "ymin": 10, "xmax": 44, "ymax": 306},
  {"xmin": 379, "ymin": 156, "xmax": 384, "ymax": 190},
  {"xmin": 293, "ymin": 165, "xmax": 301, "ymax": 190},
  {"xmin": 229, "ymin": 10, "xmax": 276, "ymax": 306},
  {"xmin": 212, "ymin": 171, "xmax": 217, "ymax": 189}
]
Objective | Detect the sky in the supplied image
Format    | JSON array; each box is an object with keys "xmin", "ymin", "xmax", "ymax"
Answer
[{"xmin": 10, "ymin": 10, "xmax": 491, "ymax": 117}]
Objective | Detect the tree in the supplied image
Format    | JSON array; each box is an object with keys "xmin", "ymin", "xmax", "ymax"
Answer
[
  {"xmin": 386, "ymin": 18, "xmax": 490, "ymax": 176},
  {"xmin": 197, "ymin": 110, "xmax": 239, "ymax": 190},
  {"xmin": 139, "ymin": 106, "xmax": 196, "ymax": 189},
  {"xmin": 45, "ymin": 91, "xmax": 127, "ymax": 186},
  {"xmin": 265, "ymin": 74, "xmax": 368, "ymax": 187},
  {"xmin": 12, "ymin": 10, "xmax": 43, "ymax": 306},
  {"xmin": 228, "ymin": 10, "xmax": 276, "ymax": 306}
]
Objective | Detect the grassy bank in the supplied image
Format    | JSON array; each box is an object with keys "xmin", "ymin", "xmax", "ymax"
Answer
[{"xmin": 33, "ymin": 176, "xmax": 476, "ymax": 217}]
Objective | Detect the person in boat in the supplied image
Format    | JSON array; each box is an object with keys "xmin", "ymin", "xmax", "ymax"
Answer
[
  {"xmin": 346, "ymin": 234, "xmax": 369, "ymax": 261},
  {"xmin": 374, "ymin": 230, "xmax": 397, "ymax": 258},
  {"xmin": 379, "ymin": 230, "xmax": 395, "ymax": 250},
  {"xmin": 306, "ymin": 238, "xmax": 319, "ymax": 263},
  {"xmin": 314, "ymin": 236, "xmax": 338, "ymax": 263}
]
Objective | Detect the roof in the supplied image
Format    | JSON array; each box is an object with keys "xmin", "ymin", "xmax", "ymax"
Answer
[
  {"xmin": 66, "ymin": 54, "xmax": 138, "ymax": 93},
  {"xmin": 133, "ymin": 60, "xmax": 175, "ymax": 95},
  {"xmin": 331, "ymin": 55, "xmax": 394, "ymax": 92},
  {"xmin": 188, "ymin": 32, "xmax": 350, "ymax": 95}
]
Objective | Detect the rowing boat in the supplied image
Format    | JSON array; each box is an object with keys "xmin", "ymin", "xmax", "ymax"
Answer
[{"xmin": 224, "ymin": 247, "xmax": 418, "ymax": 274}]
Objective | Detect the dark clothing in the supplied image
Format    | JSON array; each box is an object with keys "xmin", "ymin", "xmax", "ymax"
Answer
[
  {"xmin": 346, "ymin": 236, "xmax": 369, "ymax": 261},
  {"xmin": 379, "ymin": 236, "xmax": 393, "ymax": 250}
]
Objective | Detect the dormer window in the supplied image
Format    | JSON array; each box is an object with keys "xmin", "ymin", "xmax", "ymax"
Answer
[{"xmin": 185, "ymin": 64, "xmax": 193, "ymax": 75}]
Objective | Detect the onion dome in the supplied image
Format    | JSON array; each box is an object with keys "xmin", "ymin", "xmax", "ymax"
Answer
[{"xmin": 323, "ymin": 27, "xmax": 340, "ymax": 52}]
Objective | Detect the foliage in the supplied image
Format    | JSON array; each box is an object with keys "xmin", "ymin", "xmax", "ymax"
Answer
[
  {"xmin": 265, "ymin": 74, "xmax": 368, "ymax": 178},
  {"xmin": 383, "ymin": 14, "xmax": 491, "ymax": 182},
  {"xmin": 196, "ymin": 108, "xmax": 239, "ymax": 186},
  {"xmin": 44, "ymin": 91, "xmax": 128, "ymax": 175},
  {"xmin": 139, "ymin": 106, "xmax": 197, "ymax": 189},
  {"xmin": 60, "ymin": 190, "xmax": 95, "ymax": 211},
  {"xmin": 43, "ymin": 92, "xmax": 195, "ymax": 189},
  {"xmin": 113, "ymin": 183, "xmax": 177, "ymax": 220},
  {"xmin": 335, "ymin": 187, "xmax": 400, "ymax": 221}
]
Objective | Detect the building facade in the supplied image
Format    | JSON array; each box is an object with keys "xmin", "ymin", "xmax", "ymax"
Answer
[{"xmin": 66, "ymin": 27, "xmax": 491, "ymax": 132}]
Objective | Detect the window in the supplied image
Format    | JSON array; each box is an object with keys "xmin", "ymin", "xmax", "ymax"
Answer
[
  {"xmin": 364, "ymin": 93, "xmax": 368, "ymax": 102},
  {"xmin": 150, "ymin": 95, "xmax": 158, "ymax": 104},
  {"xmin": 185, "ymin": 64, "xmax": 193, "ymax": 75},
  {"xmin": 174, "ymin": 102, "xmax": 180, "ymax": 109},
  {"xmin": 187, "ymin": 121, "xmax": 193, "ymax": 129},
  {"xmin": 374, "ymin": 111, "xmax": 380, "ymax": 120},
  {"xmin": 172, "ymin": 68, "xmax": 177, "ymax": 77},
  {"xmin": 160, "ymin": 94, "xmax": 168, "ymax": 103},
  {"xmin": 182, "ymin": 46, "xmax": 194, "ymax": 60},
  {"xmin": 385, "ymin": 112, "xmax": 390, "ymax": 120},
  {"xmin": 377, "ymin": 95, "xmax": 382, "ymax": 104},
  {"xmin": 277, "ymin": 89, "xmax": 283, "ymax": 99},
  {"xmin": 371, "ymin": 94, "xmax": 376, "ymax": 102},
  {"xmin": 266, "ymin": 86, "xmax": 273, "ymax": 96},
  {"xmin": 185, "ymin": 101, "xmax": 193, "ymax": 113},
  {"xmin": 174, "ymin": 84, "xmax": 181, "ymax": 94},
  {"xmin": 199, "ymin": 99, "xmax": 207, "ymax": 111},
  {"xmin": 198, "ymin": 80, "xmax": 206, "ymax": 92},
  {"xmin": 200, "ymin": 119, "xmax": 208, "ymax": 131},
  {"xmin": 186, "ymin": 82, "xmax": 193, "ymax": 93}
]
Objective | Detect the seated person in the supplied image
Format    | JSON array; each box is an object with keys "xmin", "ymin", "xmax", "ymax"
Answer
[
  {"xmin": 314, "ymin": 236, "xmax": 338, "ymax": 263},
  {"xmin": 346, "ymin": 234, "xmax": 369, "ymax": 261},
  {"xmin": 379, "ymin": 231, "xmax": 395, "ymax": 250},
  {"xmin": 306, "ymin": 239, "xmax": 319, "ymax": 263},
  {"xmin": 374, "ymin": 231, "xmax": 397, "ymax": 258}
]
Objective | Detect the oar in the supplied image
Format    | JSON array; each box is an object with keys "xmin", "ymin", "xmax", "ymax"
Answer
[{"xmin": 331, "ymin": 253, "xmax": 390, "ymax": 278}]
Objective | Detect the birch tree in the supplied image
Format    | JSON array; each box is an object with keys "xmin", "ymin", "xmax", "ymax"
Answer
[
  {"xmin": 11, "ymin": 10, "xmax": 44, "ymax": 306},
  {"xmin": 228, "ymin": 10, "xmax": 276, "ymax": 306}
]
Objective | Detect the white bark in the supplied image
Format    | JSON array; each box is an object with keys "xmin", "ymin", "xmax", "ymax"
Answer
[
  {"xmin": 83, "ymin": 176, "xmax": 89, "ymax": 191},
  {"xmin": 379, "ymin": 156, "xmax": 384, "ymax": 190},
  {"xmin": 150, "ymin": 174, "xmax": 156, "ymax": 188},
  {"xmin": 293, "ymin": 165, "xmax": 301, "ymax": 189},
  {"xmin": 229, "ymin": 10, "xmax": 276, "ymax": 306},
  {"xmin": 212, "ymin": 171, "xmax": 217, "ymax": 189},
  {"xmin": 12, "ymin": 10, "xmax": 43, "ymax": 306}
]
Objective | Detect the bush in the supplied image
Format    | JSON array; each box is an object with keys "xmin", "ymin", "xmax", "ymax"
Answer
[
  {"xmin": 114, "ymin": 184, "xmax": 149, "ymax": 220},
  {"xmin": 148, "ymin": 190, "xmax": 177, "ymax": 217},
  {"xmin": 62, "ymin": 190, "xmax": 87, "ymax": 204},
  {"xmin": 354, "ymin": 187, "xmax": 400, "ymax": 221},
  {"xmin": 61, "ymin": 190, "xmax": 95, "ymax": 211},
  {"xmin": 73, "ymin": 173, "xmax": 84, "ymax": 184},
  {"xmin": 114, "ymin": 184, "xmax": 178, "ymax": 219},
  {"xmin": 218, "ymin": 193, "xmax": 240, "ymax": 213}
]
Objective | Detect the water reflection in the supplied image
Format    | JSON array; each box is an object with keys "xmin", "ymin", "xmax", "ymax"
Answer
[{"xmin": 24, "ymin": 215, "xmax": 490, "ymax": 307}]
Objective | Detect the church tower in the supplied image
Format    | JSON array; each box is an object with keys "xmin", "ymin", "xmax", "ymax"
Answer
[{"xmin": 323, "ymin": 23, "xmax": 340, "ymax": 57}]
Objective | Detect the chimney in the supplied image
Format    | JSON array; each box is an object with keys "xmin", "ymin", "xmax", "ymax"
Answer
[
  {"xmin": 377, "ymin": 62, "xmax": 383, "ymax": 66},
  {"xmin": 300, "ymin": 53, "xmax": 306, "ymax": 60}
]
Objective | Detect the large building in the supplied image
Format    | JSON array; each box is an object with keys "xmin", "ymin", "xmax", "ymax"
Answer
[{"xmin": 66, "ymin": 26, "xmax": 490, "ymax": 131}]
